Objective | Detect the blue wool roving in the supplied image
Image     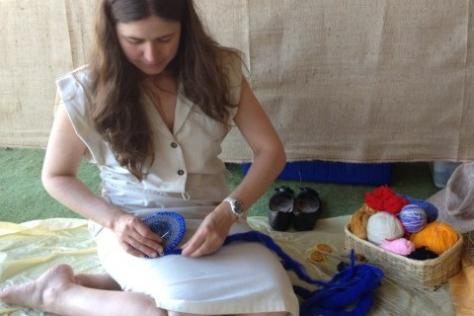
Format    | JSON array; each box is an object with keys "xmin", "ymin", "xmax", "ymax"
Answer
[
  {"xmin": 223, "ymin": 232, "xmax": 383, "ymax": 316},
  {"xmin": 402, "ymin": 195, "xmax": 438, "ymax": 223},
  {"xmin": 149, "ymin": 211, "xmax": 384, "ymax": 316},
  {"xmin": 399, "ymin": 204, "xmax": 427, "ymax": 233}
]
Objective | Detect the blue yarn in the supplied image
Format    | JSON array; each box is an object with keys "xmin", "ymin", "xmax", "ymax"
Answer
[
  {"xmin": 166, "ymin": 231, "xmax": 384, "ymax": 316},
  {"xmin": 401, "ymin": 195, "xmax": 439, "ymax": 223},
  {"xmin": 295, "ymin": 251, "xmax": 383, "ymax": 315},
  {"xmin": 223, "ymin": 232, "xmax": 328, "ymax": 286},
  {"xmin": 144, "ymin": 212, "xmax": 383, "ymax": 315}
]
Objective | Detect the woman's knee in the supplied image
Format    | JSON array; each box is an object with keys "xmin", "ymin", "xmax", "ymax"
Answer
[
  {"xmin": 167, "ymin": 312, "xmax": 203, "ymax": 316},
  {"xmin": 168, "ymin": 311, "xmax": 287, "ymax": 316}
]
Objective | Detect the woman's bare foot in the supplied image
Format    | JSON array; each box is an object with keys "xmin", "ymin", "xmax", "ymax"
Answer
[{"xmin": 0, "ymin": 264, "xmax": 75, "ymax": 312}]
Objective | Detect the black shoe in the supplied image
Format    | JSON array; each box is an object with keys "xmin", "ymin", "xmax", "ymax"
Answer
[
  {"xmin": 293, "ymin": 187, "xmax": 321, "ymax": 231},
  {"xmin": 268, "ymin": 186, "xmax": 294, "ymax": 231}
]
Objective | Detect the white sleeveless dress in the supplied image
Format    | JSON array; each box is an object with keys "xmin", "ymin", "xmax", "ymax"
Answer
[{"xmin": 55, "ymin": 59, "xmax": 299, "ymax": 315}]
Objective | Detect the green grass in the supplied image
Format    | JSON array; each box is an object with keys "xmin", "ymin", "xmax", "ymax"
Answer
[
  {"xmin": 0, "ymin": 148, "xmax": 99, "ymax": 222},
  {"xmin": 0, "ymin": 147, "xmax": 438, "ymax": 223},
  {"xmin": 228, "ymin": 162, "xmax": 438, "ymax": 219}
]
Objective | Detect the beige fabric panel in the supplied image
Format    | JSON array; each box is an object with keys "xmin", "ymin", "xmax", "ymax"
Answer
[
  {"xmin": 0, "ymin": 0, "xmax": 74, "ymax": 147},
  {"xmin": 221, "ymin": 0, "xmax": 474, "ymax": 162},
  {"xmin": 63, "ymin": 0, "xmax": 96, "ymax": 68},
  {"xmin": 1, "ymin": 0, "xmax": 473, "ymax": 162}
]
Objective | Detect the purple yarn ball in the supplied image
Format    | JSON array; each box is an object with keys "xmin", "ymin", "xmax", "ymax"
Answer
[
  {"xmin": 403, "ymin": 196, "xmax": 438, "ymax": 222},
  {"xmin": 399, "ymin": 204, "xmax": 427, "ymax": 233}
]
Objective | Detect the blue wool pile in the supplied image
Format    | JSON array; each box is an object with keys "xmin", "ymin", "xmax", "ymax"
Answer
[{"xmin": 145, "ymin": 211, "xmax": 384, "ymax": 315}]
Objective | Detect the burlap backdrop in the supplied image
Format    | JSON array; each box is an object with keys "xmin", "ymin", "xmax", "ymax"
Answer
[{"xmin": 1, "ymin": 0, "xmax": 473, "ymax": 162}]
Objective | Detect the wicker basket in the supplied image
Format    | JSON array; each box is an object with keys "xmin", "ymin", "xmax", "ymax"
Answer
[
  {"xmin": 344, "ymin": 223, "xmax": 463, "ymax": 290},
  {"xmin": 462, "ymin": 230, "xmax": 474, "ymax": 263}
]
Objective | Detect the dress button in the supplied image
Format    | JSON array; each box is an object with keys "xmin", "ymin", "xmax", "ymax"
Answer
[
  {"xmin": 171, "ymin": 142, "xmax": 178, "ymax": 148},
  {"xmin": 177, "ymin": 169, "xmax": 185, "ymax": 176}
]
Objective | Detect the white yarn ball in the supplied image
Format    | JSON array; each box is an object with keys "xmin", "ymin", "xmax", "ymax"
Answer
[{"xmin": 367, "ymin": 212, "xmax": 404, "ymax": 245}]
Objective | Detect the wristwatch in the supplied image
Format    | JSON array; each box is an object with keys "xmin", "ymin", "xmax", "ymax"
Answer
[{"xmin": 224, "ymin": 197, "xmax": 245, "ymax": 219}]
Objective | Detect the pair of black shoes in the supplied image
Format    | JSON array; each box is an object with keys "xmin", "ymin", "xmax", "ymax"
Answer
[{"xmin": 268, "ymin": 186, "xmax": 322, "ymax": 231}]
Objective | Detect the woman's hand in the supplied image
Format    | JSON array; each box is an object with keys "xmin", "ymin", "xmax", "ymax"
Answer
[
  {"xmin": 111, "ymin": 213, "xmax": 164, "ymax": 258},
  {"xmin": 181, "ymin": 203, "xmax": 236, "ymax": 257}
]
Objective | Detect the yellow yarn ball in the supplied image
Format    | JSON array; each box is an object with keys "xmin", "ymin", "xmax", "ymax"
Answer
[
  {"xmin": 350, "ymin": 204, "xmax": 376, "ymax": 240},
  {"xmin": 410, "ymin": 222, "xmax": 459, "ymax": 255}
]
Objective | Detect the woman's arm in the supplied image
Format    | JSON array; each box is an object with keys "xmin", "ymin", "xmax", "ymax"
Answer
[
  {"xmin": 182, "ymin": 78, "xmax": 286, "ymax": 257},
  {"xmin": 42, "ymin": 105, "xmax": 163, "ymax": 257},
  {"xmin": 224, "ymin": 78, "xmax": 287, "ymax": 209}
]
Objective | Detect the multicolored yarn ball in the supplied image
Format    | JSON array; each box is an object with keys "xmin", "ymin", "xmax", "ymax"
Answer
[
  {"xmin": 410, "ymin": 222, "xmax": 459, "ymax": 255},
  {"xmin": 364, "ymin": 185, "xmax": 409, "ymax": 214},
  {"xmin": 403, "ymin": 196, "xmax": 439, "ymax": 223},
  {"xmin": 398, "ymin": 204, "xmax": 427, "ymax": 233},
  {"xmin": 349, "ymin": 204, "xmax": 376, "ymax": 240},
  {"xmin": 380, "ymin": 238, "xmax": 415, "ymax": 256},
  {"xmin": 366, "ymin": 211, "xmax": 404, "ymax": 245}
]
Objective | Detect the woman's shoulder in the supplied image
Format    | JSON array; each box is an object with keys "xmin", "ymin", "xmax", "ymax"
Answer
[
  {"xmin": 56, "ymin": 65, "xmax": 92, "ymax": 90},
  {"xmin": 217, "ymin": 48, "xmax": 243, "ymax": 71},
  {"xmin": 55, "ymin": 65, "xmax": 94, "ymax": 114}
]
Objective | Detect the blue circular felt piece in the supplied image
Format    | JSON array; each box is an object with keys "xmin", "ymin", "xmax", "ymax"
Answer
[{"xmin": 142, "ymin": 211, "xmax": 186, "ymax": 255}]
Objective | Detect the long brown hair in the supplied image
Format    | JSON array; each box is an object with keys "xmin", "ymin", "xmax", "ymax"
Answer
[{"xmin": 90, "ymin": 0, "xmax": 240, "ymax": 180}]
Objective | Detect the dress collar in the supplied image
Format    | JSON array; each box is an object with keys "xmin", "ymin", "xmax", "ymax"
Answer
[{"xmin": 142, "ymin": 82, "xmax": 194, "ymax": 138}]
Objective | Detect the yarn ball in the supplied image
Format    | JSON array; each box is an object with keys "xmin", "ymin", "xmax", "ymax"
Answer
[
  {"xmin": 364, "ymin": 186, "xmax": 409, "ymax": 214},
  {"xmin": 410, "ymin": 222, "xmax": 459, "ymax": 255},
  {"xmin": 398, "ymin": 204, "xmax": 427, "ymax": 233},
  {"xmin": 349, "ymin": 204, "xmax": 376, "ymax": 240},
  {"xmin": 380, "ymin": 238, "xmax": 415, "ymax": 256},
  {"xmin": 407, "ymin": 247, "xmax": 439, "ymax": 260},
  {"xmin": 403, "ymin": 196, "xmax": 438, "ymax": 223},
  {"xmin": 366, "ymin": 212, "xmax": 404, "ymax": 245}
]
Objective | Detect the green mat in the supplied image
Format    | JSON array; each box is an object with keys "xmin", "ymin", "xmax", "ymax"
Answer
[{"xmin": 0, "ymin": 147, "xmax": 438, "ymax": 223}]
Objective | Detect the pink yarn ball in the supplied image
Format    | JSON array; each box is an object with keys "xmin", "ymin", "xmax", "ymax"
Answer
[{"xmin": 380, "ymin": 238, "xmax": 415, "ymax": 256}]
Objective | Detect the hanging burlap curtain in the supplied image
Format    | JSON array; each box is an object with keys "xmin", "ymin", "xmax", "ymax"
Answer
[{"xmin": 1, "ymin": 0, "xmax": 473, "ymax": 162}]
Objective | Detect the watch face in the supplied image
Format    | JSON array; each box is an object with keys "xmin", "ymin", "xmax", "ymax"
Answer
[{"xmin": 233, "ymin": 200, "xmax": 244, "ymax": 214}]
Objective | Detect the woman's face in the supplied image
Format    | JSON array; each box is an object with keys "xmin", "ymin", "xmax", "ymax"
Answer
[{"xmin": 116, "ymin": 15, "xmax": 181, "ymax": 76}]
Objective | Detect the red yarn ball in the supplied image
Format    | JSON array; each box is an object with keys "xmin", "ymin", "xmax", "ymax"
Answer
[{"xmin": 364, "ymin": 186, "xmax": 408, "ymax": 214}]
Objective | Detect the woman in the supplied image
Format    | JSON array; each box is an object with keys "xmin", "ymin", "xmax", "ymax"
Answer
[{"xmin": 0, "ymin": 1, "xmax": 298, "ymax": 315}]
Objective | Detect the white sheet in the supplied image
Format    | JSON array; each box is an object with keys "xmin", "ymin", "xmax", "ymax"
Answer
[{"xmin": 0, "ymin": 216, "xmax": 456, "ymax": 316}]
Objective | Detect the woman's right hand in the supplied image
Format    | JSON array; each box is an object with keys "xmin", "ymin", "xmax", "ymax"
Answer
[{"xmin": 111, "ymin": 213, "xmax": 164, "ymax": 258}]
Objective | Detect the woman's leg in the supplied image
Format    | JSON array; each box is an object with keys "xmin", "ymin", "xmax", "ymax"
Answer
[
  {"xmin": 241, "ymin": 313, "xmax": 287, "ymax": 316},
  {"xmin": 75, "ymin": 272, "xmax": 121, "ymax": 290},
  {"xmin": 0, "ymin": 264, "xmax": 167, "ymax": 316},
  {"xmin": 167, "ymin": 312, "xmax": 287, "ymax": 316}
]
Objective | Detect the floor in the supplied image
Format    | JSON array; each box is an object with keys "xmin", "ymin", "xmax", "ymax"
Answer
[{"xmin": 0, "ymin": 147, "xmax": 439, "ymax": 223}]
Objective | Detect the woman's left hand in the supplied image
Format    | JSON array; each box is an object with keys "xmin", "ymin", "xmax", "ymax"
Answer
[{"xmin": 181, "ymin": 203, "xmax": 236, "ymax": 257}]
